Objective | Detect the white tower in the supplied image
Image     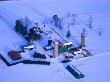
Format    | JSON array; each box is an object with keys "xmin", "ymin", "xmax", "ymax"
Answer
[
  {"xmin": 54, "ymin": 40, "xmax": 59, "ymax": 58},
  {"xmin": 81, "ymin": 32, "xmax": 85, "ymax": 48}
]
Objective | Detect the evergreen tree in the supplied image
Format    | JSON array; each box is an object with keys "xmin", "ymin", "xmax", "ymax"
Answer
[
  {"xmin": 14, "ymin": 19, "xmax": 28, "ymax": 36},
  {"xmin": 20, "ymin": 26, "xmax": 28, "ymax": 36},
  {"xmin": 14, "ymin": 20, "xmax": 23, "ymax": 32}
]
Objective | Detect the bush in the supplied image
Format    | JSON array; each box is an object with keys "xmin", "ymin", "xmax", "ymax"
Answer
[
  {"xmin": 61, "ymin": 59, "xmax": 71, "ymax": 63},
  {"xmin": 25, "ymin": 33, "xmax": 41, "ymax": 41},
  {"xmin": 22, "ymin": 60, "xmax": 50, "ymax": 65},
  {"xmin": 33, "ymin": 52, "xmax": 46, "ymax": 59},
  {"xmin": 12, "ymin": 56, "xmax": 21, "ymax": 61}
]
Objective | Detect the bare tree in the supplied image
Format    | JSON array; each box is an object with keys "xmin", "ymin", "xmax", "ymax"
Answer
[
  {"xmin": 86, "ymin": 15, "xmax": 93, "ymax": 29},
  {"xmin": 71, "ymin": 13, "xmax": 78, "ymax": 25},
  {"xmin": 21, "ymin": 16, "xmax": 31, "ymax": 27},
  {"xmin": 66, "ymin": 24, "xmax": 71, "ymax": 38},
  {"xmin": 98, "ymin": 25, "xmax": 103, "ymax": 36},
  {"xmin": 52, "ymin": 15, "xmax": 62, "ymax": 29}
]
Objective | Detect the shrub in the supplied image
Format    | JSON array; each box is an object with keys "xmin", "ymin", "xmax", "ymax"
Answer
[
  {"xmin": 61, "ymin": 59, "xmax": 71, "ymax": 63},
  {"xmin": 22, "ymin": 60, "xmax": 50, "ymax": 65},
  {"xmin": 33, "ymin": 52, "xmax": 46, "ymax": 59},
  {"xmin": 25, "ymin": 33, "xmax": 41, "ymax": 41}
]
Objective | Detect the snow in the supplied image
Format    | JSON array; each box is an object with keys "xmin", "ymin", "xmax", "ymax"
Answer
[
  {"xmin": 0, "ymin": 20, "xmax": 26, "ymax": 63},
  {"xmin": 70, "ymin": 53, "xmax": 110, "ymax": 82},
  {"xmin": 0, "ymin": 0, "xmax": 110, "ymax": 82},
  {"xmin": 1, "ymin": 53, "xmax": 110, "ymax": 82}
]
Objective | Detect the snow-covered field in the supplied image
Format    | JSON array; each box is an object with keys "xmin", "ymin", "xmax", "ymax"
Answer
[
  {"xmin": 0, "ymin": 51, "xmax": 110, "ymax": 82},
  {"xmin": 0, "ymin": 0, "xmax": 110, "ymax": 82}
]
